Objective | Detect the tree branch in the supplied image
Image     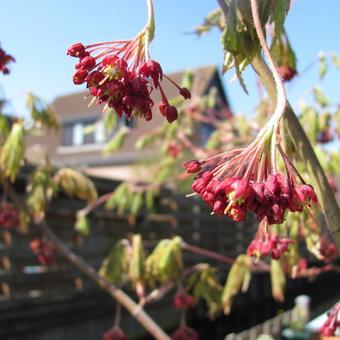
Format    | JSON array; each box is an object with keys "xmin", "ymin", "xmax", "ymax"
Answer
[
  {"xmin": 5, "ymin": 183, "xmax": 170, "ymax": 340},
  {"xmin": 251, "ymin": 55, "xmax": 340, "ymax": 247}
]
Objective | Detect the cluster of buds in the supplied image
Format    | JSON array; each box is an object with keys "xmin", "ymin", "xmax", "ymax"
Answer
[
  {"xmin": 0, "ymin": 46, "xmax": 15, "ymax": 75},
  {"xmin": 0, "ymin": 203, "xmax": 19, "ymax": 228},
  {"xmin": 278, "ymin": 65, "xmax": 297, "ymax": 82},
  {"xmin": 320, "ymin": 303, "xmax": 340, "ymax": 336},
  {"xmin": 319, "ymin": 236, "xmax": 339, "ymax": 261},
  {"xmin": 184, "ymin": 119, "xmax": 317, "ymax": 225},
  {"xmin": 29, "ymin": 238, "xmax": 57, "ymax": 265},
  {"xmin": 67, "ymin": 3, "xmax": 190, "ymax": 123},
  {"xmin": 247, "ymin": 221, "xmax": 293, "ymax": 259},
  {"xmin": 171, "ymin": 326, "xmax": 199, "ymax": 340},
  {"xmin": 173, "ymin": 292, "xmax": 195, "ymax": 309},
  {"xmin": 102, "ymin": 327, "xmax": 127, "ymax": 340}
]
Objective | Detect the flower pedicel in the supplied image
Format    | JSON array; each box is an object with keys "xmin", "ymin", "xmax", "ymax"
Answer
[{"xmin": 67, "ymin": 0, "xmax": 190, "ymax": 123}]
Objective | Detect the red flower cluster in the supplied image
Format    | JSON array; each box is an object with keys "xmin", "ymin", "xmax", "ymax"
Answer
[
  {"xmin": 29, "ymin": 238, "xmax": 57, "ymax": 265},
  {"xmin": 173, "ymin": 292, "xmax": 195, "ymax": 309},
  {"xmin": 319, "ymin": 236, "xmax": 339, "ymax": 261},
  {"xmin": 247, "ymin": 232, "xmax": 293, "ymax": 260},
  {"xmin": 67, "ymin": 39, "xmax": 190, "ymax": 123},
  {"xmin": 188, "ymin": 169, "xmax": 317, "ymax": 225},
  {"xmin": 0, "ymin": 46, "xmax": 15, "ymax": 75},
  {"xmin": 102, "ymin": 327, "xmax": 127, "ymax": 340},
  {"xmin": 278, "ymin": 65, "xmax": 297, "ymax": 82},
  {"xmin": 320, "ymin": 303, "xmax": 340, "ymax": 336},
  {"xmin": 0, "ymin": 203, "xmax": 19, "ymax": 229},
  {"xmin": 171, "ymin": 326, "xmax": 199, "ymax": 340}
]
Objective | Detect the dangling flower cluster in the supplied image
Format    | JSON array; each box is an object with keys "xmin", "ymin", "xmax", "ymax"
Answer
[
  {"xmin": 171, "ymin": 326, "xmax": 199, "ymax": 340},
  {"xmin": 184, "ymin": 120, "xmax": 317, "ymax": 225},
  {"xmin": 67, "ymin": 3, "xmax": 190, "ymax": 123},
  {"xmin": 320, "ymin": 303, "xmax": 340, "ymax": 336},
  {"xmin": 173, "ymin": 292, "xmax": 195, "ymax": 309},
  {"xmin": 278, "ymin": 65, "xmax": 297, "ymax": 82},
  {"xmin": 29, "ymin": 238, "xmax": 57, "ymax": 265},
  {"xmin": 102, "ymin": 327, "xmax": 127, "ymax": 340},
  {"xmin": 247, "ymin": 221, "xmax": 293, "ymax": 260},
  {"xmin": 0, "ymin": 203, "xmax": 19, "ymax": 228},
  {"xmin": 0, "ymin": 46, "xmax": 15, "ymax": 75}
]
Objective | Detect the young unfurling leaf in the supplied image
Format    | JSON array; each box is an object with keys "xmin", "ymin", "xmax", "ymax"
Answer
[
  {"xmin": 54, "ymin": 168, "xmax": 98, "ymax": 202},
  {"xmin": 99, "ymin": 239, "xmax": 131, "ymax": 285},
  {"xmin": 103, "ymin": 127, "xmax": 129, "ymax": 154},
  {"xmin": 145, "ymin": 236, "xmax": 183, "ymax": 285},
  {"xmin": 0, "ymin": 121, "xmax": 24, "ymax": 181},
  {"xmin": 270, "ymin": 259, "xmax": 286, "ymax": 302},
  {"xmin": 26, "ymin": 93, "xmax": 59, "ymax": 129},
  {"xmin": 75, "ymin": 211, "xmax": 90, "ymax": 236},
  {"xmin": 221, "ymin": 254, "xmax": 252, "ymax": 314},
  {"xmin": 26, "ymin": 166, "xmax": 56, "ymax": 219},
  {"xmin": 128, "ymin": 234, "xmax": 146, "ymax": 296}
]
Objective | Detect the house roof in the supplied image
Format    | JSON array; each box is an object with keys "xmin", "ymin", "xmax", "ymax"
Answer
[
  {"xmin": 25, "ymin": 65, "xmax": 228, "ymax": 176},
  {"xmin": 51, "ymin": 65, "xmax": 223, "ymax": 122}
]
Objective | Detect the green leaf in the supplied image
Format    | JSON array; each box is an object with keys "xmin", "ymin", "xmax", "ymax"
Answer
[
  {"xmin": 299, "ymin": 106, "xmax": 319, "ymax": 143},
  {"xmin": 313, "ymin": 87, "xmax": 329, "ymax": 108},
  {"xmin": 222, "ymin": 254, "xmax": 251, "ymax": 314},
  {"xmin": 75, "ymin": 211, "xmax": 90, "ymax": 236},
  {"xmin": 99, "ymin": 239, "xmax": 130, "ymax": 285},
  {"xmin": 26, "ymin": 93, "xmax": 59, "ymax": 129},
  {"xmin": 194, "ymin": 8, "xmax": 223, "ymax": 36},
  {"xmin": 332, "ymin": 54, "xmax": 340, "ymax": 70},
  {"xmin": 0, "ymin": 121, "xmax": 24, "ymax": 181},
  {"xmin": 26, "ymin": 165, "xmax": 56, "ymax": 218},
  {"xmin": 128, "ymin": 234, "xmax": 146, "ymax": 287},
  {"xmin": 130, "ymin": 192, "xmax": 144, "ymax": 216},
  {"xmin": 318, "ymin": 52, "xmax": 328, "ymax": 79},
  {"xmin": 54, "ymin": 168, "xmax": 98, "ymax": 202},
  {"xmin": 0, "ymin": 114, "xmax": 9, "ymax": 137},
  {"xmin": 103, "ymin": 106, "xmax": 118, "ymax": 132},
  {"xmin": 103, "ymin": 127, "xmax": 129, "ymax": 154},
  {"xmin": 270, "ymin": 259, "xmax": 285, "ymax": 302}
]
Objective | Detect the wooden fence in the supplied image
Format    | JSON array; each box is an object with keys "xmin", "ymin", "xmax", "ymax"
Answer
[{"xmin": 0, "ymin": 170, "xmax": 339, "ymax": 339}]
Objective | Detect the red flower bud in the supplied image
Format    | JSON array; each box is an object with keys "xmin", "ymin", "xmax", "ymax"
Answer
[
  {"xmin": 184, "ymin": 160, "xmax": 201, "ymax": 173},
  {"xmin": 73, "ymin": 69, "xmax": 88, "ymax": 84},
  {"xmin": 80, "ymin": 55, "xmax": 96, "ymax": 70},
  {"xmin": 67, "ymin": 42, "xmax": 86, "ymax": 58},
  {"xmin": 165, "ymin": 106, "xmax": 178, "ymax": 123},
  {"xmin": 179, "ymin": 87, "xmax": 191, "ymax": 99}
]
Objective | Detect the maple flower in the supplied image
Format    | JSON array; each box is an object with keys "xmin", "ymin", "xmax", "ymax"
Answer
[
  {"xmin": 0, "ymin": 202, "xmax": 19, "ymax": 228},
  {"xmin": 185, "ymin": 107, "xmax": 317, "ymax": 225},
  {"xmin": 173, "ymin": 292, "xmax": 195, "ymax": 309},
  {"xmin": 171, "ymin": 326, "xmax": 199, "ymax": 340},
  {"xmin": 247, "ymin": 220, "xmax": 293, "ymax": 260},
  {"xmin": 67, "ymin": 0, "xmax": 190, "ymax": 123},
  {"xmin": 320, "ymin": 303, "xmax": 340, "ymax": 336},
  {"xmin": 0, "ymin": 45, "xmax": 15, "ymax": 75},
  {"xmin": 29, "ymin": 238, "xmax": 57, "ymax": 265},
  {"xmin": 102, "ymin": 327, "xmax": 127, "ymax": 340}
]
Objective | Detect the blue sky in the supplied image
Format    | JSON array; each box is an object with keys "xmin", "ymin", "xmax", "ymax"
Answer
[{"xmin": 1, "ymin": 0, "xmax": 340, "ymax": 117}]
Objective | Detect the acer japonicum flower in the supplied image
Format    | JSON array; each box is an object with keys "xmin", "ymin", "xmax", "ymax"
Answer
[
  {"xmin": 278, "ymin": 65, "xmax": 297, "ymax": 82},
  {"xmin": 185, "ymin": 119, "xmax": 317, "ymax": 225},
  {"xmin": 247, "ymin": 220, "xmax": 293, "ymax": 260},
  {"xmin": 67, "ymin": 16, "xmax": 190, "ymax": 123},
  {"xmin": 29, "ymin": 238, "xmax": 57, "ymax": 265},
  {"xmin": 0, "ymin": 203, "xmax": 19, "ymax": 229},
  {"xmin": 171, "ymin": 326, "xmax": 199, "ymax": 340},
  {"xmin": 102, "ymin": 327, "xmax": 127, "ymax": 340},
  {"xmin": 173, "ymin": 292, "xmax": 195, "ymax": 309},
  {"xmin": 320, "ymin": 303, "xmax": 340, "ymax": 336},
  {"xmin": 0, "ymin": 46, "xmax": 15, "ymax": 75}
]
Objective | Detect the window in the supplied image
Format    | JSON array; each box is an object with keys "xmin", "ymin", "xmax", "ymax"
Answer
[{"xmin": 61, "ymin": 116, "xmax": 133, "ymax": 147}]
